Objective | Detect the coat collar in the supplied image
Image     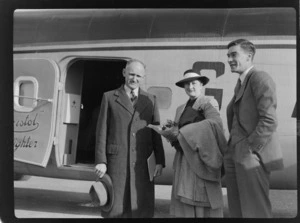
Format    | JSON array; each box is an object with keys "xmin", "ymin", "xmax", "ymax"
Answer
[
  {"xmin": 175, "ymin": 103, "xmax": 186, "ymax": 123},
  {"xmin": 114, "ymin": 85, "xmax": 150, "ymax": 115},
  {"xmin": 235, "ymin": 67, "xmax": 255, "ymax": 103},
  {"xmin": 175, "ymin": 95, "xmax": 208, "ymax": 123},
  {"xmin": 192, "ymin": 95, "xmax": 210, "ymax": 110},
  {"xmin": 114, "ymin": 86, "xmax": 135, "ymax": 114},
  {"xmin": 239, "ymin": 65, "xmax": 254, "ymax": 84}
]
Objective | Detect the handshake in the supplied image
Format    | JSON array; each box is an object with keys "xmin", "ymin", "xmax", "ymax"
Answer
[{"xmin": 148, "ymin": 120, "xmax": 179, "ymax": 143}]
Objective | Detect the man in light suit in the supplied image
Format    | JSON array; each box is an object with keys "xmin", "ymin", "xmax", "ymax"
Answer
[
  {"xmin": 224, "ymin": 39, "xmax": 284, "ymax": 218},
  {"xmin": 94, "ymin": 59, "xmax": 165, "ymax": 218}
]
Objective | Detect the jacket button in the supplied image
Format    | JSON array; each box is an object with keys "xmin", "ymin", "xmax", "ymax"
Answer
[{"xmin": 132, "ymin": 133, "xmax": 135, "ymax": 137}]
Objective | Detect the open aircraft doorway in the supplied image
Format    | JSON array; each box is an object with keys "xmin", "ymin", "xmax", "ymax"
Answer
[{"xmin": 63, "ymin": 59, "xmax": 127, "ymax": 167}]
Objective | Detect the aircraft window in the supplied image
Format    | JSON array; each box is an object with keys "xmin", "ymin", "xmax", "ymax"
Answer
[
  {"xmin": 14, "ymin": 76, "xmax": 38, "ymax": 112},
  {"xmin": 147, "ymin": 87, "xmax": 172, "ymax": 109}
]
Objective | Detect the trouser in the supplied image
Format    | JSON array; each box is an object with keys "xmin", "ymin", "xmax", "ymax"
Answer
[{"xmin": 224, "ymin": 149, "xmax": 272, "ymax": 218}]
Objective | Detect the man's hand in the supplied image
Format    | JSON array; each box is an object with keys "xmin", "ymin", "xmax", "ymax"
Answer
[
  {"xmin": 153, "ymin": 164, "xmax": 163, "ymax": 178},
  {"xmin": 95, "ymin": 163, "xmax": 107, "ymax": 178},
  {"xmin": 147, "ymin": 124, "xmax": 164, "ymax": 134}
]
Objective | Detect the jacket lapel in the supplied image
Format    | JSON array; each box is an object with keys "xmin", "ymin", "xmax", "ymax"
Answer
[
  {"xmin": 175, "ymin": 103, "xmax": 186, "ymax": 123},
  {"xmin": 114, "ymin": 86, "xmax": 135, "ymax": 115},
  {"xmin": 175, "ymin": 95, "xmax": 206, "ymax": 123},
  {"xmin": 235, "ymin": 68, "xmax": 255, "ymax": 103},
  {"xmin": 192, "ymin": 95, "xmax": 207, "ymax": 110},
  {"xmin": 133, "ymin": 89, "xmax": 151, "ymax": 116}
]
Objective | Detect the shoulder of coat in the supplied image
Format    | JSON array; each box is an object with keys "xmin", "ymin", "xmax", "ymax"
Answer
[
  {"xmin": 208, "ymin": 98, "xmax": 219, "ymax": 110},
  {"xmin": 198, "ymin": 95, "xmax": 216, "ymax": 106},
  {"xmin": 194, "ymin": 96, "xmax": 219, "ymax": 111},
  {"xmin": 250, "ymin": 69, "xmax": 274, "ymax": 86},
  {"xmin": 109, "ymin": 86, "xmax": 124, "ymax": 96},
  {"xmin": 140, "ymin": 89, "xmax": 155, "ymax": 100},
  {"xmin": 107, "ymin": 89, "xmax": 117, "ymax": 95}
]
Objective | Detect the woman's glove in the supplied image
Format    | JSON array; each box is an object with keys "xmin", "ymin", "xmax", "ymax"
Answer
[
  {"xmin": 161, "ymin": 125, "xmax": 179, "ymax": 143},
  {"xmin": 147, "ymin": 120, "xmax": 179, "ymax": 143}
]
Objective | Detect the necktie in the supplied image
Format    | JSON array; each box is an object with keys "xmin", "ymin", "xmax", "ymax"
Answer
[
  {"xmin": 130, "ymin": 90, "xmax": 137, "ymax": 104},
  {"xmin": 235, "ymin": 79, "xmax": 241, "ymax": 96}
]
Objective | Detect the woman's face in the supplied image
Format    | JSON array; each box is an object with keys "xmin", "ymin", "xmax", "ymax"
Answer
[{"xmin": 184, "ymin": 79, "xmax": 203, "ymax": 99}]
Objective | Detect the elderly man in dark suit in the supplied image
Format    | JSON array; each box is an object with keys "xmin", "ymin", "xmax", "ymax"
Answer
[
  {"xmin": 94, "ymin": 59, "xmax": 165, "ymax": 218},
  {"xmin": 224, "ymin": 39, "xmax": 284, "ymax": 218}
]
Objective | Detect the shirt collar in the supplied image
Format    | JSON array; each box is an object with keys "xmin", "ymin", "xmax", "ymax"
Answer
[
  {"xmin": 239, "ymin": 65, "xmax": 254, "ymax": 84},
  {"xmin": 124, "ymin": 84, "xmax": 139, "ymax": 97}
]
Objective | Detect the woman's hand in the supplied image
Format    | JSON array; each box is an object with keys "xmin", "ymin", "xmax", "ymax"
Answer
[{"xmin": 162, "ymin": 125, "xmax": 179, "ymax": 143}]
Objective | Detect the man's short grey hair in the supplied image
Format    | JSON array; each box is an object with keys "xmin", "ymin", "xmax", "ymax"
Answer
[
  {"xmin": 227, "ymin": 39, "xmax": 256, "ymax": 60},
  {"xmin": 125, "ymin": 59, "xmax": 146, "ymax": 69}
]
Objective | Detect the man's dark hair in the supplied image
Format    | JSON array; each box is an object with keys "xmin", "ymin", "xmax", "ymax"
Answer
[{"xmin": 227, "ymin": 39, "xmax": 256, "ymax": 60}]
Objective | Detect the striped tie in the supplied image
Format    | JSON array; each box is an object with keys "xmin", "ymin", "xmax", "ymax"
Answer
[{"xmin": 130, "ymin": 90, "xmax": 137, "ymax": 104}]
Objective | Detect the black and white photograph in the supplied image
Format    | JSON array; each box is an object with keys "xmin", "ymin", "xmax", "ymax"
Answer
[{"xmin": 0, "ymin": 0, "xmax": 298, "ymax": 221}]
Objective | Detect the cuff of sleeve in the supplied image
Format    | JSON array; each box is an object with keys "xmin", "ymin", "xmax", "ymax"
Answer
[{"xmin": 247, "ymin": 135, "xmax": 264, "ymax": 152}]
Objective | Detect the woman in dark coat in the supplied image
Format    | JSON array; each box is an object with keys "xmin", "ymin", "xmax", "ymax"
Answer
[{"xmin": 150, "ymin": 69, "xmax": 226, "ymax": 217}]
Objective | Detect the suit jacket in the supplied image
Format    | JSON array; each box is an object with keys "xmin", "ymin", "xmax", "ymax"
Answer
[
  {"xmin": 226, "ymin": 67, "xmax": 284, "ymax": 172},
  {"xmin": 95, "ymin": 85, "xmax": 165, "ymax": 218}
]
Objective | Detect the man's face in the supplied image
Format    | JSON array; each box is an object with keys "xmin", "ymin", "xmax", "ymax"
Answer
[
  {"xmin": 123, "ymin": 62, "xmax": 145, "ymax": 90},
  {"xmin": 227, "ymin": 45, "xmax": 252, "ymax": 74}
]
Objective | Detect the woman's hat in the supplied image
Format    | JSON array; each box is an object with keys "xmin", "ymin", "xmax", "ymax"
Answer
[
  {"xmin": 89, "ymin": 174, "xmax": 114, "ymax": 212},
  {"xmin": 175, "ymin": 69, "xmax": 209, "ymax": 88}
]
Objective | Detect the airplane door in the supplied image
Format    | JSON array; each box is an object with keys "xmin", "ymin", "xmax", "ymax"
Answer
[{"xmin": 14, "ymin": 58, "xmax": 59, "ymax": 167}]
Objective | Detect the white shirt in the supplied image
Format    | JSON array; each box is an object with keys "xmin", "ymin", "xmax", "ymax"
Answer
[
  {"xmin": 239, "ymin": 65, "xmax": 254, "ymax": 84},
  {"xmin": 124, "ymin": 84, "xmax": 139, "ymax": 99}
]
